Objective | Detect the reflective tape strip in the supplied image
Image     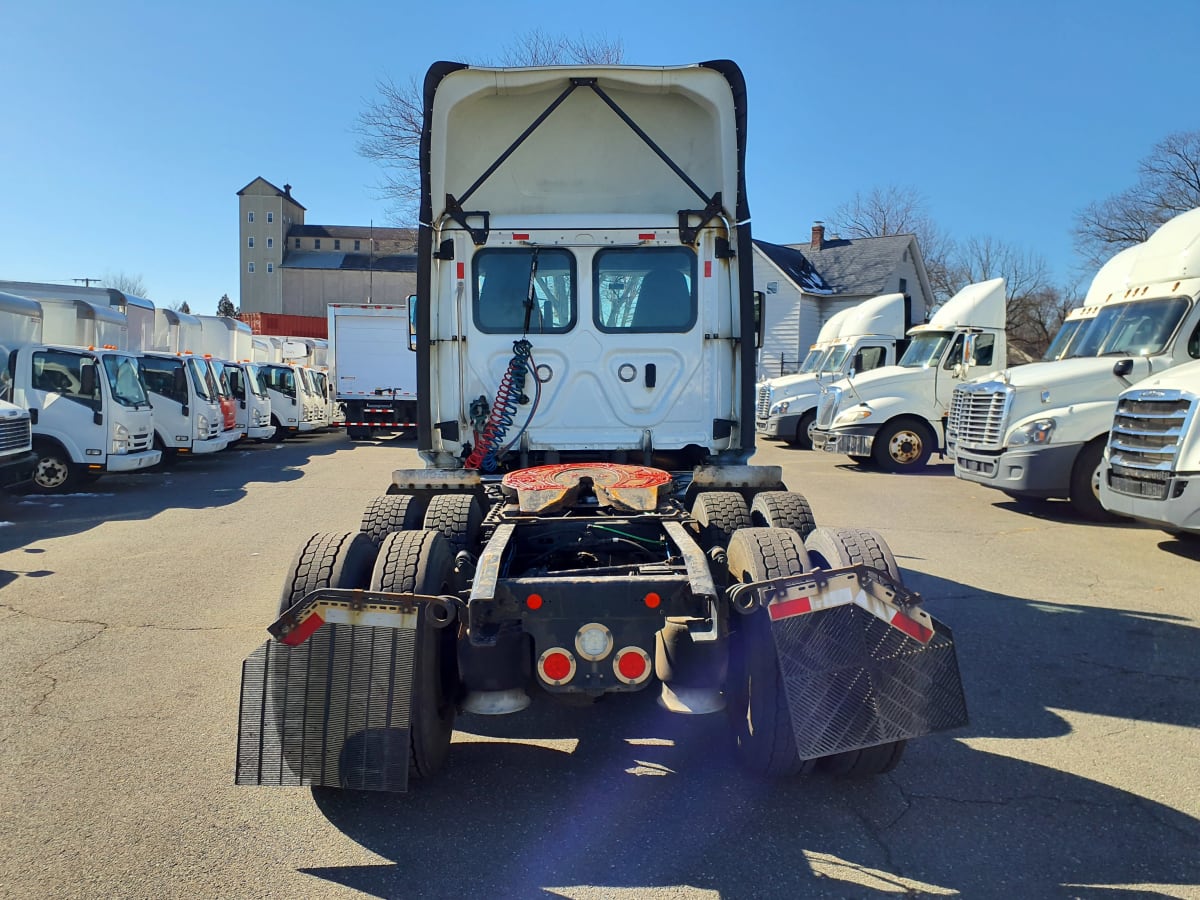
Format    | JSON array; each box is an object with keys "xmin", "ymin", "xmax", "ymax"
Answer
[
  {"xmin": 281, "ymin": 612, "xmax": 325, "ymax": 646},
  {"xmin": 763, "ymin": 574, "xmax": 934, "ymax": 644}
]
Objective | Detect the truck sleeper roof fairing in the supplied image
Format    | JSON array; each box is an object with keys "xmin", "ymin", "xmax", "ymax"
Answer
[{"xmin": 416, "ymin": 60, "xmax": 755, "ymax": 462}]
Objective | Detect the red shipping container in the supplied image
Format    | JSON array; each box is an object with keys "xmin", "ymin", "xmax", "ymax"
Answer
[{"xmin": 239, "ymin": 312, "xmax": 327, "ymax": 339}]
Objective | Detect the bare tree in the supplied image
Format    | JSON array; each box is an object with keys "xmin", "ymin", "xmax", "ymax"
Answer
[
  {"xmin": 954, "ymin": 235, "xmax": 1067, "ymax": 359},
  {"xmin": 356, "ymin": 31, "xmax": 624, "ymax": 222},
  {"xmin": 104, "ymin": 271, "xmax": 148, "ymax": 297},
  {"xmin": 1074, "ymin": 130, "xmax": 1200, "ymax": 268}
]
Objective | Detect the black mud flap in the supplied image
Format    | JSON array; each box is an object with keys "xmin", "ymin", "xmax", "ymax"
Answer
[
  {"xmin": 236, "ymin": 621, "xmax": 418, "ymax": 792},
  {"xmin": 747, "ymin": 567, "xmax": 968, "ymax": 759}
]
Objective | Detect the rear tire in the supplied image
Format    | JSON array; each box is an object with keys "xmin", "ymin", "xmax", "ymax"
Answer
[
  {"xmin": 422, "ymin": 494, "xmax": 483, "ymax": 556},
  {"xmin": 370, "ymin": 530, "xmax": 459, "ymax": 779},
  {"xmin": 803, "ymin": 526, "xmax": 907, "ymax": 776},
  {"xmin": 750, "ymin": 491, "xmax": 816, "ymax": 540},
  {"xmin": 1069, "ymin": 439, "xmax": 1116, "ymax": 521},
  {"xmin": 725, "ymin": 527, "xmax": 816, "ymax": 777},
  {"xmin": 360, "ymin": 494, "xmax": 426, "ymax": 547},
  {"xmin": 278, "ymin": 531, "xmax": 378, "ymax": 615},
  {"xmin": 691, "ymin": 491, "xmax": 750, "ymax": 553}
]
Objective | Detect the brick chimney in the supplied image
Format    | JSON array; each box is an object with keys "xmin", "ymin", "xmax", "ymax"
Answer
[{"xmin": 811, "ymin": 221, "xmax": 825, "ymax": 249}]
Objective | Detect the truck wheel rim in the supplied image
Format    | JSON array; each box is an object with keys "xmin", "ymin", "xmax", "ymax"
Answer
[
  {"xmin": 1091, "ymin": 463, "xmax": 1102, "ymax": 500},
  {"xmin": 34, "ymin": 456, "xmax": 68, "ymax": 489},
  {"xmin": 889, "ymin": 431, "xmax": 922, "ymax": 464}
]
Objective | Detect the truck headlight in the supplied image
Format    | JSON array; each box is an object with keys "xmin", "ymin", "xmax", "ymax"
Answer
[
  {"xmin": 770, "ymin": 400, "xmax": 789, "ymax": 416},
  {"xmin": 197, "ymin": 414, "xmax": 210, "ymax": 439},
  {"xmin": 833, "ymin": 406, "xmax": 873, "ymax": 427},
  {"xmin": 1008, "ymin": 419, "xmax": 1056, "ymax": 446},
  {"xmin": 111, "ymin": 423, "xmax": 131, "ymax": 454}
]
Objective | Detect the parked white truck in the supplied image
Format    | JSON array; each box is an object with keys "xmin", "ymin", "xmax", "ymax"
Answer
[
  {"xmin": 327, "ymin": 303, "xmax": 419, "ymax": 440},
  {"xmin": 235, "ymin": 60, "xmax": 967, "ymax": 794},
  {"xmin": 949, "ymin": 209, "xmax": 1200, "ymax": 519},
  {"xmin": 810, "ymin": 278, "xmax": 1007, "ymax": 471},
  {"xmin": 757, "ymin": 292, "xmax": 909, "ymax": 448},
  {"xmin": 0, "ymin": 292, "xmax": 159, "ymax": 492},
  {"xmin": 1099, "ymin": 359, "xmax": 1200, "ymax": 535},
  {"xmin": 0, "ymin": 293, "xmax": 40, "ymax": 489}
]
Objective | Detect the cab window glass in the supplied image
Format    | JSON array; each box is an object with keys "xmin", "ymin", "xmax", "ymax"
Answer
[
  {"xmin": 942, "ymin": 334, "xmax": 967, "ymax": 370},
  {"xmin": 31, "ymin": 350, "xmax": 101, "ymax": 408},
  {"xmin": 857, "ymin": 346, "xmax": 886, "ymax": 371},
  {"xmin": 972, "ymin": 333, "xmax": 996, "ymax": 367},
  {"xmin": 594, "ymin": 247, "xmax": 697, "ymax": 333},
  {"xmin": 141, "ymin": 357, "xmax": 187, "ymax": 404},
  {"xmin": 473, "ymin": 248, "xmax": 575, "ymax": 334}
]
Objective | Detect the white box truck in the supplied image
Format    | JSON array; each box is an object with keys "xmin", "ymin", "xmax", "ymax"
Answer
[
  {"xmin": 810, "ymin": 278, "xmax": 1008, "ymax": 471},
  {"xmin": 327, "ymin": 303, "xmax": 418, "ymax": 440},
  {"xmin": 757, "ymin": 292, "xmax": 910, "ymax": 448},
  {"xmin": 236, "ymin": 60, "xmax": 967, "ymax": 794},
  {"xmin": 0, "ymin": 293, "xmax": 40, "ymax": 488},
  {"xmin": 1099, "ymin": 358, "xmax": 1200, "ymax": 535},
  {"xmin": 1, "ymin": 292, "xmax": 159, "ymax": 492},
  {"xmin": 949, "ymin": 209, "xmax": 1200, "ymax": 519}
]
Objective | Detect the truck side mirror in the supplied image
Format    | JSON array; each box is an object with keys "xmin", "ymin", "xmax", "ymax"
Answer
[
  {"xmin": 853, "ymin": 351, "xmax": 865, "ymax": 373},
  {"xmin": 407, "ymin": 294, "xmax": 418, "ymax": 352},
  {"xmin": 963, "ymin": 333, "xmax": 978, "ymax": 368},
  {"xmin": 80, "ymin": 362, "xmax": 97, "ymax": 397},
  {"xmin": 1112, "ymin": 358, "xmax": 1134, "ymax": 378},
  {"xmin": 752, "ymin": 291, "xmax": 764, "ymax": 349}
]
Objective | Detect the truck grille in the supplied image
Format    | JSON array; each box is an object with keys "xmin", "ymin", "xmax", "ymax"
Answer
[
  {"xmin": 130, "ymin": 431, "xmax": 153, "ymax": 453},
  {"xmin": 948, "ymin": 383, "xmax": 1011, "ymax": 450},
  {"xmin": 756, "ymin": 384, "xmax": 772, "ymax": 420},
  {"xmin": 0, "ymin": 417, "xmax": 32, "ymax": 453},
  {"xmin": 1106, "ymin": 391, "xmax": 1194, "ymax": 500},
  {"xmin": 816, "ymin": 389, "xmax": 841, "ymax": 429}
]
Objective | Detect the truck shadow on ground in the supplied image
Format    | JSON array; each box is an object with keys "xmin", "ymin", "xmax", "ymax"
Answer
[
  {"xmin": 0, "ymin": 431, "xmax": 348, "ymax": 581},
  {"xmin": 302, "ymin": 572, "xmax": 1200, "ymax": 899}
]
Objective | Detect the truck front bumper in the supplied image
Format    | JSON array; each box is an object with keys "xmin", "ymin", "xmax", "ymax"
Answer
[
  {"xmin": 191, "ymin": 435, "xmax": 230, "ymax": 455},
  {"xmin": 1100, "ymin": 467, "xmax": 1200, "ymax": 533},
  {"xmin": 812, "ymin": 425, "xmax": 877, "ymax": 457},
  {"xmin": 106, "ymin": 449, "xmax": 161, "ymax": 472},
  {"xmin": 954, "ymin": 442, "xmax": 1081, "ymax": 499},
  {"xmin": 0, "ymin": 449, "xmax": 38, "ymax": 488},
  {"xmin": 757, "ymin": 413, "xmax": 801, "ymax": 440},
  {"xmin": 247, "ymin": 425, "xmax": 276, "ymax": 441}
]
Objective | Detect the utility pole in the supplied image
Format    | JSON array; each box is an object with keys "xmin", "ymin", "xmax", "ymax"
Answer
[{"xmin": 73, "ymin": 277, "xmax": 102, "ymax": 287}]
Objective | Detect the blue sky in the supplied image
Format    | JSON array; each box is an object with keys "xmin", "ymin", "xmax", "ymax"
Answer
[{"xmin": 1, "ymin": 1, "xmax": 1195, "ymax": 315}]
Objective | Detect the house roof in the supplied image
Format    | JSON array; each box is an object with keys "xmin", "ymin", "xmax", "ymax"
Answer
[
  {"xmin": 288, "ymin": 224, "xmax": 417, "ymax": 244},
  {"xmin": 753, "ymin": 240, "xmax": 833, "ymax": 294},
  {"xmin": 236, "ymin": 176, "xmax": 307, "ymax": 211},
  {"xmin": 281, "ymin": 251, "xmax": 418, "ymax": 273},
  {"xmin": 782, "ymin": 233, "xmax": 916, "ymax": 296}
]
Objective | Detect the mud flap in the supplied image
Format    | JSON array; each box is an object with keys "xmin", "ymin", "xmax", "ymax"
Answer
[
  {"xmin": 235, "ymin": 589, "xmax": 435, "ymax": 792},
  {"xmin": 745, "ymin": 567, "xmax": 968, "ymax": 759}
]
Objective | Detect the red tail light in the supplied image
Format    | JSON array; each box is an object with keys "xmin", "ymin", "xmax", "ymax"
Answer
[
  {"xmin": 613, "ymin": 647, "xmax": 651, "ymax": 685},
  {"xmin": 538, "ymin": 648, "xmax": 576, "ymax": 685}
]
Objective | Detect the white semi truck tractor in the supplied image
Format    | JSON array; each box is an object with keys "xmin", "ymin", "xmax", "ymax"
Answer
[
  {"xmin": 757, "ymin": 292, "xmax": 910, "ymax": 448},
  {"xmin": 950, "ymin": 209, "xmax": 1200, "ymax": 519},
  {"xmin": 810, "ymin": 278, "xmax": 1008, "ymax": 472},
  {"xmin": 1099, "ymin": 359, "xmax": 1200, "ymax": 536},
  {"xmin": 235, "ymin": 60, "xmax": 968, "ymax": 793}
]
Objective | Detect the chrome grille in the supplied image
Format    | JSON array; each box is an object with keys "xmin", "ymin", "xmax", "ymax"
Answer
[
  {"xmin": 1107, "ymin": 391, "xmax": 1193, "ymax": 480},
  {"xmin": 756, "ymin": 384, "xmax": 772, "ymax": 420},
  {"xmin": 0, "ymin": 417, "xmax": 32, "ymax": 453},
  {"xmin": 816, "ymin": 389, "xmax": 841, "ymax": 428},
  {"xmin": 948, "ymin": 383, "xmax": 1011, "ymax": 450},
  {"xmin": 130, "ymin": 432, "xmax": 153, "ymax": 452}
]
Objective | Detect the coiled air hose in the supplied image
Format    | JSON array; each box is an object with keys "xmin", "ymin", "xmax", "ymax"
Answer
[{"xmin": 465, "ymin": 339, "xmax": 534, "ymax": 471}]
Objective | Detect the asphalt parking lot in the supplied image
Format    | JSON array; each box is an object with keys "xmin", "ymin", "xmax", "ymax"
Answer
[{"xmin": 1, "ymin": 431, "xmax": 1197, "ymax": 899}]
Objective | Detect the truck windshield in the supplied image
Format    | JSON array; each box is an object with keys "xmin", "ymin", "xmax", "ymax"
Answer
[
  {"xmin": 821, "ymin": 342, "xmax": 851, "ymax": 374},
  {"xmin": 898, "ymin": 332, "xmax": 952, "ymax": 368},
  {"xmin": 798, "ymin": 347, "xmax": 826, "ymax": 374},
  {"xmin": 1043, "ymin": 318, "xmax": 1086, "ymax": 360},
  {"xmin": 245, "ymin": 364, "xmax": 268, "ymax": 399},
  {"xmin": 208, "ymin": 361, "xmax": 232, "ymax": 400},
  {"xmin": 187, "ymin": 357, "xmax": 214, "ymax": 401},
  {"xmin": 102, "ymin": 354, "xmax": 149, "ymax": 408},
  {"xmin": 1079, "ymin": 297, "xmax": 1191, "ymax": 358}
]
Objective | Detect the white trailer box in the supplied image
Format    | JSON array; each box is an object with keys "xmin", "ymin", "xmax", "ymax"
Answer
[
  {"xmin": 36, "ymin": 297, "xmax": 129, "ymax": 350},
  {"xmin": 327, "ymin": 303, "xmax": 417, "ymax": 439},
  {"xmin": 151, "ymin": 308, "xmax": 204, "ymax": 354},
  {"xmin": 196, "ymin": 315, "xmax": 253, "ymax": 361}
]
